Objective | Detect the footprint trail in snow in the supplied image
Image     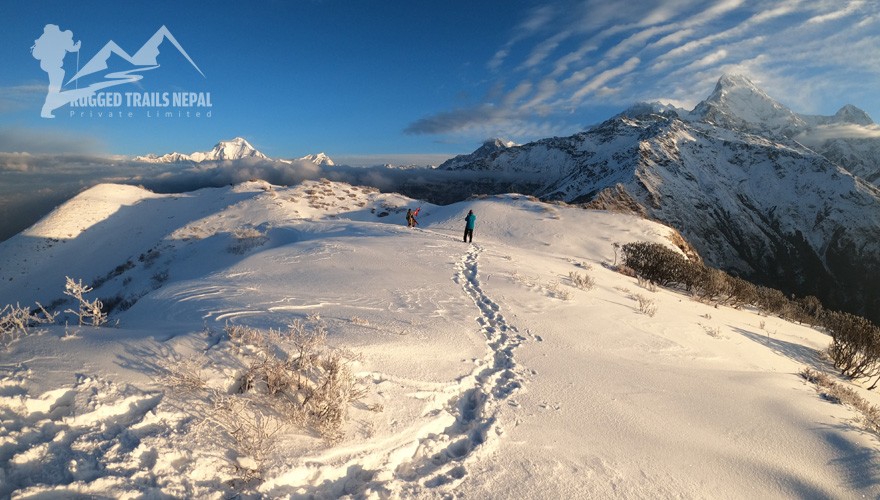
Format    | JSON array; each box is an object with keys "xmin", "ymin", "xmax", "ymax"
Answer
[
  {"xmin": 395, "ymin": 244, "xmax": 527, "ymax": 493},
  {"xmin": 276, "ymin": 243, "xmax": 529, "ymax": 497}
]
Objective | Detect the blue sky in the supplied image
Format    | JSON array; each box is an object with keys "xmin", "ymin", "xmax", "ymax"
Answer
[{"xmin": 1, "ymin": 0, "xmax": 878, "ymax": 164}]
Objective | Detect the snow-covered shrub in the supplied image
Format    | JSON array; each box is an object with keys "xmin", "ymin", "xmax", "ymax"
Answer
[
  {"xmin": 568, "ymin": 271, "xmax": 595, "ymax": 291},
  {"xmin": 151, "ymin": 271, "xmax": 169, "ymax": 288},
  {"xmin": 307, "ymin": 350, "xmax": 367, "ymax": 442},
  {"xmin": 139, "ymin": 248, "xmax": 161, "ymax": 268},
  {"xmin": 0, "ymin": 302, "xmax": 57, "ymax": 345},
  {"xmin": 63, "ymin": 277, "xmax": 107, "ymax": 326}
]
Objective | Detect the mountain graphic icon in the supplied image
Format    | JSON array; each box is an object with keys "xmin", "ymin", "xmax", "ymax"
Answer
[{"xmin": 68, "ymin": 25, "xmax": 204, "ymax": 84}]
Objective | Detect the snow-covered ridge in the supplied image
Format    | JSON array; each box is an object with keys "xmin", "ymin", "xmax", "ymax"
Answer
[
  {"xmin": 437, "ymin": 137, "xmax": 518, "ymax": 170},
  {"xmin": 134, "ymin": 137, "xmax": 269, "ymax": 163},
  {"xmin": 1, "ymin": 179, "xmax": 878, "ymax": 497},
  {"xmin": 438, "ymin": 74, "xmax": 880, "ymax": 322},
  {"xmin": 135, "ymin": 138, "xmax": 337, "ymax": 167},
  {"xmin": 291, "ymin": 152, "xmax": 335, "ymax": 166}
]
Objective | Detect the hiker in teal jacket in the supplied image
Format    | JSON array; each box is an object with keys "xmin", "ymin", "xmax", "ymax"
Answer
[{"xmin": 463, "ymin": 210, "xmax": 476, "ymax": 243}]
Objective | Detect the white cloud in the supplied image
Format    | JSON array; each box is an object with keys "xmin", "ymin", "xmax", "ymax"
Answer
[
  {"xmin": 521, "ymin": 78, "xmax": 559, "ymax": 111},
  {"xmin": 647, "ymin": 28, "xmax": 696, "ymax": 49},
  {"xmin": 571, "ymin": 57, "xmax": 641, "ymax": 103},
  {"xmin": 409, "ymin": 0, "xmax": 880, "ymax": 143},
  {"xmin": 686, "ymin": 49, "xmax": 729, "ymax": 70},
  {"xmin": 520, "ymin": 30, "xmax": 572, "ymax": 70},
  {"xmin": 806, "ymin": 0, "xmax": 864, "ymax": 24},
  {"xmin": 0, "ymin": 127, "xmax": 105, "ymax": 154},
  {"xmin": 751, "ymin": 1, "xmax": 802, "ymax": 23},
  {"xmin": 0, "ymin": 84, "xmax": 46, "ymax": 113},
  {"xmin": 503, "ymin": 81, "xmax": 534, "ymax": 107},
  {"xmin": 796, "ymin": 123, "xmax": 880, "ymax": 144},
  {"xmin": 0, "ymin": 152, "xmax": 33, "ymax": 172}
]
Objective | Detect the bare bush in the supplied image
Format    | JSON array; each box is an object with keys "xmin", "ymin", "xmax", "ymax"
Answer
[
  {"xmin": 568, "ymin": 271, "xmax": 595, "ymax": 291},
  {"xmin": 616, "ymin": 264, "xmax": 637, "ymax": 278},
  {"xmin": 694, "ymin": 268, "xmax": 731, "ymax": 303},
  {"xmin": 160, "ymin": 355, "xmax": 207, "ymax": 393},
  {"xmin": 226, "ymin": 322, "xmax": 266, "ymax": 353},
  {"xmin": 305, "ymin": 351, "xmax": 368, "ymax": 442},
  {"xmin": 161, "ymin": 318, "xmax": 371, "ymax": 483},
  {"xmin": 545, "ymin": 282, "xmax": 573, "ymax": 301},
  {"xmin": 636, "ymin": 275, "xmax": 657, "ymax": 292},
  {"xmin": 703, "ymin": 325, "xmax": 722, "ymax": 338},
  {"xmin": 622, "ymin": 242, "xmax": 701, "ymax": 290},
  {"xmin": 0, "ymin": 302, "xmax": 57, "ymax": 345},
  {"xmin": 198, "ymin": 392, "xmax": 285, "ymax": 483},
  {"xmin": 824, "ymin": 311, "xmax": 880, "ymax": 388},
  {"xmin": 221, "ymin": 319, "xmax": 367, "ymax": 442},
  {"xmin": 801, "ymin": 368, "xmax": 880, "ymax": 435},
  {"xmin": 229, "ymin": 226, "xmax": 269, "ymax": 254},
  {"xmin": 350, "ymin": 316, "xmax": 370, "ymax": 327},
  {"xmin": 633, "ymin": 294, "xmax": 658, "ymax": 317},
  {"xmin": 620, "ymin": 242, "xmax": 832, "ymax": 326},
  {"xmin": 63, "ymin": 277, "xmax": 107, "ymax": 326}
]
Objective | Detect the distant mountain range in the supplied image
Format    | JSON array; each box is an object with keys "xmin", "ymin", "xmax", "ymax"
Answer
[
  {"xmin": 128, "ymin": 76, "xmax": 880, "ymax": 322},
  {"xmin": 438, "ymin": 74, "xmax": 880, "ymax": 321},
  {"xmin": 134, "ymin": 137, "xmax": 334, "ymax": 165},
  {"xmin": 291, "ymin": 152, "xmax": 335, "ymax": 166}
]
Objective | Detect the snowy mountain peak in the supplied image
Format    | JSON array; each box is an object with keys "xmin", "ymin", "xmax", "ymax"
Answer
[
  {"xmin": 620, "ymin": 101, "xmax": 682, "ymax": 119},
  {"xmin": 484, "ymin": 138, "xmax": 517, "ymax": 149},
  {"xmin": 134, "ymin": 137, "xmax": 270, "ymax": 163},
  {"xmin": 715, "ymin": 73, "xmax": 761, "ymax": 91},
  {"xmin": 193, "ymin": 137, "xmax": 269, "ymax": 162},
  {"xmin": 834, "ymin": 104, "xmax": 874, "ymax": 125},
  {"xmin": 471, "ymin": 138, "xmax": 518, "ymax": 157},
  {"xmin": 692, "ymin": 74, "xmax": 806, "ymax": 135},
  {"xmin": 437, "ymin": 138, "xmax": 519, "ymax": 170},
  {"xmin": 297, "ymin": 152, "xmax": 336, "ymax": 166}
]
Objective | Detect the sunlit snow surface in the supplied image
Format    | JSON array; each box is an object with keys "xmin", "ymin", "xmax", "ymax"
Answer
[{"xmin": 0, "ymin": 180, "xmax": 878, "ymax": 498}]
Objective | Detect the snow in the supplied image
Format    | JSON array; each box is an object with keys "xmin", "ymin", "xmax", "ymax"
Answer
[
  {"xmin": 1, "ymin": 179, "xmax": 879, "ymax": 498},
  {"xmin": 134, "ymin": 139, "xmax": 339, "ymax": 168},
  {"xmin": 134, "ymin": 137, "xmax": 270, "ymax": 163},
  {"xmin": 296, "ymin": 152, "xmax": 336, "ymax": 166},
  {"xmin": 189, "ymin": 137, "xmax": 269, "ymax": 162},
  {"xmin": 692, "ymin": 74, "xmax": 807, "ymax": 136}
]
